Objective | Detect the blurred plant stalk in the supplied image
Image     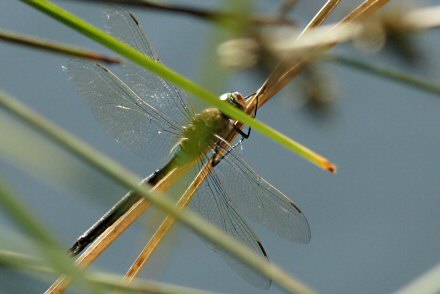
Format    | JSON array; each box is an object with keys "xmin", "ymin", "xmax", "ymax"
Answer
[{"xmin": 0, "ymin": 29, "xmax": 120, "ymax": 63}]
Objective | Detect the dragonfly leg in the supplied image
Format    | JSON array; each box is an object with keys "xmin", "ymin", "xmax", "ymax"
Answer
[
  {"xmin": 212, "ymin": 93, "xmax": 259, "ymax": 167},
  {"xmin": 212, "ymin": 127, "xmax": 250, "ymax": 167},
  {"xmin": 231, "ymin": 92, "xmax": 259, "ymax": 144},
  {"xmin": 228, "ymin": 125, "xmax": 251, "ymax": 152},
  {"xmin": 234, "ymin": 124, "xmax": 251, "ymax": 139}
]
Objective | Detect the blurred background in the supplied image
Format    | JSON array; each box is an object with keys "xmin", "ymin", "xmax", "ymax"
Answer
[{"xmin": 0, "ymin": 1, "xmax": 440, "ymax": 293}]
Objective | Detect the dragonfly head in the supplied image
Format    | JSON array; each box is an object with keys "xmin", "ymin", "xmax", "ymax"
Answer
[{"xmin": 219, "ymin": 92, "xmax": 246, "ymax": 112}]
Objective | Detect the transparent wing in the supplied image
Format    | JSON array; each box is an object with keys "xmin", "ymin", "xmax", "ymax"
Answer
[
  {"xmin": 216, "ymin": 148, "xmax": 311, "ymax": 244},
  {"xmin": 66, "ymin": 59, "xmax": 182, "ymax": 159},
  {"xmin": 103, "ymin": 8, "xmax": 193, "ymax": 125},
  {"xmin": 189, "ymin": 160, "xmax": 271, "ymax": 289}
]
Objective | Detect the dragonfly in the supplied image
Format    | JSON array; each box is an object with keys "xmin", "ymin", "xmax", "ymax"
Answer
[{"xmin": 66, "ymin": 8, "xmax": 311, "ymax": 288}]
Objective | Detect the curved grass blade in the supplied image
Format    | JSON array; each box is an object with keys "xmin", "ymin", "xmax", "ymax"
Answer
[
  {"xmin": 21, "ymin": 0, "xmax": 335, "ymax": 172},
  {"xmin": 0, "ymin": 90, "xmax": 317, "ymax": 294},
  {"xmin": 0, "ymin": 179, "xmax": 95, "ymax": 292},
  {"xmin": 0, "ymin": 29, "xmax": 120, "ymax": 63},
  {"xmin": 0, "ymin": 250, "xmax": 224, "ymax": 294},
  {"xmin": 395, "ymin": 262, "xmax": 440, "ymax": 294},
  {"xmin": 325, "ymin": 54, "xmax": 440, "ymax": 98}
]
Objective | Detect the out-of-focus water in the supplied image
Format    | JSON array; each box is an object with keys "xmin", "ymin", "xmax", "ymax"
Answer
[{"xmin": 1, "ymin": 1, "xmax": 439, "ymax": 293}]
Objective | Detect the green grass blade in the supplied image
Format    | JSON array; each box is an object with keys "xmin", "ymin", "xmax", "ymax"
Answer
[
  {"xmin": 0, "ymin": 179, "xmax": 96, "ymax": 292},
  {"xmin": 0, "ymin": 250, "xmax": 223, "ymax": 294},
  {"xmin": 0, "ymin": 113, "xmax": 122, "ymax": 199},
  {"xmin": 20, "ymin": 0, "xmax": 335, "ymax": 172},
  {"xmin": 0, "ymin": 90, "xmax": 316, "ymax": 294},
  {"xmin": 395, "ymin": 262, "xmax": 440, "ymax": 294},
  {"xmin": 326, "ymin": 54, "xmax": 440, "ymax": 97}
]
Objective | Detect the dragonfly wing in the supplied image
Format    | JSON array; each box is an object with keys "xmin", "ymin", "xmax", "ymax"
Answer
[
  {"xmin": 103, "ymin": 8, "xmax": 193, "ymax": 125},
  {"xmin": 189, "ymin": 164, "xmax": 271, "ymax": 289},
  {"xmin": 216, "ymin": 148, "xmax": 311, "ymax": 244},
  {"xmin": 66, "ymin": 60, "xmax": 182, "ymax": 160}
]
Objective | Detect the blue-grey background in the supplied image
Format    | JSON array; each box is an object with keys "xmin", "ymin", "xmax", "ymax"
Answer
[{"xmin": 1, "ymin": 1, "xmax": 440, "ymax": 293}]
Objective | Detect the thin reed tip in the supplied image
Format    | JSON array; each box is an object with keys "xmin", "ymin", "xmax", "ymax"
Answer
[{"xmin": 324, "ymin": 161, "xmax": 337, "ymax": 173}]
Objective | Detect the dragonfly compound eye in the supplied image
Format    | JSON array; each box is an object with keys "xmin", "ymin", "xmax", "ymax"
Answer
[
  {"xmin": 220, "ymin": 92, "xmax": 246, "ymax": 111},
  {"xmin": 232, "ymin": 92, "xmax": 246, "ymax": 110}
]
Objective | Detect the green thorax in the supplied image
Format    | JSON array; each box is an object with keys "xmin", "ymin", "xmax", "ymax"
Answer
[
  {"xmin": 174, "ymin": 108, "xmax": 230, "ymax": 165},
  {"xmin": 172, "ymin": 92, "xmax": 246, "ymax": 166}
]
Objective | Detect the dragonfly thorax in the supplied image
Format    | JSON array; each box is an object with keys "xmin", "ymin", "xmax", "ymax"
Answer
[
  {"xmin": 177, "ymin": 108, "xmax": 231, "ymax": 165},
  {"xmin": 175, "ymin": 92, "xmax": 246, "ymax": 165}
]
